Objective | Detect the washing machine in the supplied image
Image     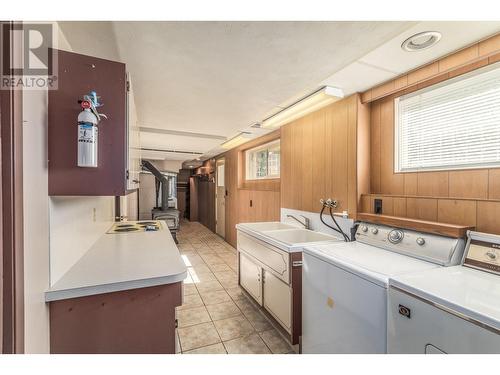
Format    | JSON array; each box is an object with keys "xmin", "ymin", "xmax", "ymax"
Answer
[
  {"xmin": 388, "ymin": 230, "xmax": 500, "ymax": 354},
  {"xmin": 301, "ymin": 222, "xmax": 465, "ymax": 354}
]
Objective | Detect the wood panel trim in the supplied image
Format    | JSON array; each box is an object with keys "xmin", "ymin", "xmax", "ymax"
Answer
[
  {"xmin": 361, "ymin": 32, "xmax": 500, "ymax": 103},
  {"xmin": 357, "ymin": 213, "xmax": 473, "ymax": 238},
  {"xmin": 1, "ymin": 21, "xmax": 24, "ymax": 354},
  {"xmin": 361, "ymin": 192, "xmax": 500, "ymax": 203}
]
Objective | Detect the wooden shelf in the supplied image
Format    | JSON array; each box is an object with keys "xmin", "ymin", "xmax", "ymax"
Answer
[{"xmin": 357, "ymin": 213, "xmax": 474, "ymax": 238}]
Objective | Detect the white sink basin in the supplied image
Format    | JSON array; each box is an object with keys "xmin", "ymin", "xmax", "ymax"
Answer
[
  {"xmin": 239, "ymin": 222, "xmax": 297, "ymax": 232},
  {"xmin": 263, "ymin": 228, "xmax": 340, "ymax": 245}
]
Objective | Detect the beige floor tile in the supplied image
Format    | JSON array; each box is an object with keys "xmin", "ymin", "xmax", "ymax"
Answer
[
  {"xmin": 233, "ymin": 296, "xmax": 259, "ymax": 314},
  {"xmin": 183, "ymin": 343, "xmax": 227, "ymax": 354},
  {"xmin": 195, "ymin": 280, "xmax": 224, "ymax": 292},
  {"xmin": 214, "ymin": 270, "xmax": 237, "ymax": 280},
  {"xmin": 181, "ymin": 253, "xmax": 205, "ymax": 266},
  {"xmin": 177, "ymin": 293, "xmax": 204, "ymax": 311},
  {"xmin": 243, "ymin": 309, "xmax": 273, "ymax": 332},
  {"xmin": 191, "ymin": 272, "xmax": 217, "ymax": 283},
  {"xmin": 206, "ymin": 301, "xmax": 242, "ymax": 321},
  {"xmin": 214, "ymin": 315, "xmax": 255, "ymax": 341},
  {"xmin": 189, "ymin": 264, "xmax": 212, "ymax": 275},
  {"xmin": 208, "ymin": 263, "xmax": 232, "ymax": 272},
  {"xmin": 178, "ymin": 322, "xmax": 221, "ymax": 352},
  {"xmin": 225, "ymin": 287, "xmax": 247, "ymax": 301},
  {"xmin": 199, "ymin": 289, "xmax": 232, "ymax": 305},
  {"xmin": 219, "ymin": 278, "xmax": 239, "ymax": 289},
  {"xmin": 183, "ymin": 283, "xmax": 198, "ymax": 296},
  {"xmin": 177, "ymin": 306, "xmax": 211, "ymax": 327},
  {"xmin": 203, "ymin": 256, "xmax": 226, "ymax": 266},
  {"xmin": 259, "ymin": 330, "xmax": 292, "ymax": 354},
  {"xmin": 223, "ymin": 333, "xmax": 271, "ymax": 354}
]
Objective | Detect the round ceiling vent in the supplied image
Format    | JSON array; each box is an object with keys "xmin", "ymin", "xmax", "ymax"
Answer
[{"xmin": 401, "ymin": 31, "xmax": 442, "ymax": 52}]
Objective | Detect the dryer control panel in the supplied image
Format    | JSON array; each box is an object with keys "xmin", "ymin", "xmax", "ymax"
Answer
[{"xmin": 463, "ymin": 231, "xmax": 500, "ymax": 275}]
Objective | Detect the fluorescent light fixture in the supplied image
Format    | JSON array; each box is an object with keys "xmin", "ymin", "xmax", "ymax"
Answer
[
  {"xmin": 262, "ymin": 86, "xmax": 344, "ymax": 129},
  {"xmin": 221, "ymin": 132, "xmax": 253, "ymax": 150}
]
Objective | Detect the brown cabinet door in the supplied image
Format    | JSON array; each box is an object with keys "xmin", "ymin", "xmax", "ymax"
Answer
[{"xmin": 48, "ymin": 49, "xmax": 127, "ymax": 196}]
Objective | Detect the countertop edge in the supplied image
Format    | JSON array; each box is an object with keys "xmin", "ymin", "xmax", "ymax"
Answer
[{"xmin": 45, "ymin": 270, "xmax": 187, "ymax": 302}]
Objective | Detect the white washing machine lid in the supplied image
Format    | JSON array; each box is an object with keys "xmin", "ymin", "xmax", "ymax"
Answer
[
  {"xmin": 303, "ymin": 241, "xmax": 439, "ymax": 288},
  {"xmin": 390, "ymin": 266, "xmax": 500, "ymax": 331}
]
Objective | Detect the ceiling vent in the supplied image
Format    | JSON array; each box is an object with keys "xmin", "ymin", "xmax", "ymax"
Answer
[{"xmin": 401, "ymin": 31, "xmax": 442, "ymax": 52}]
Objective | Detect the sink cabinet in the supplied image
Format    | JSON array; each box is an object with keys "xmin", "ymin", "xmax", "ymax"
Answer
[{"xmin": 237, "ymin": 230, "xmax": 302, "ymax": 344}]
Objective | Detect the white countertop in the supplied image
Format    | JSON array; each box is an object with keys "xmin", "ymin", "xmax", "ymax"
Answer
[{"xmin": 45, "ymin": 221, "xmax": 187, "ymax": 302}]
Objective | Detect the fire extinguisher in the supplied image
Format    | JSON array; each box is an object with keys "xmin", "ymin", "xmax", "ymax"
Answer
[{"xmin": 77, "ymin": 91, "xmax": 107, "ymax": 168}]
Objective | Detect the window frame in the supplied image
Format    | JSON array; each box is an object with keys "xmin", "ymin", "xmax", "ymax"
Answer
[
  {"xmin": 244, "ymin": 139, "xmax": 281, "ymax": 181},
  {"xmin": 394, "ymin": 62, "xmax": 500, "ymax": 173}
]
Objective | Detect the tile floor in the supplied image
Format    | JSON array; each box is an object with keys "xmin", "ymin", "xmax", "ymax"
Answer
[{"xmin": 176, "ymin": 221, "xmax": 295, "ymax": 354}]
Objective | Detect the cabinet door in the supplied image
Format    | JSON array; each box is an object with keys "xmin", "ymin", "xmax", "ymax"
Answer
[
  {"xmin": 48, "ymin": 49, "xmax": 127, "ymax": 196},
  {"xmin": 126, "ymin": 74, "xmax": 141, "ymax": 191},
  {"xmin": 239, "ymin": 253, "xmax": 262, "ymax": 305},
  {"xmin": 263, "ymin": 270, "xmax": 292, "ymax": 332}
]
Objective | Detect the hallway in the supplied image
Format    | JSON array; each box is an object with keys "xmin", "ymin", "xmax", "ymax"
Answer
[{"xmin": 176, "ymin": 221, "xmax": 295, "ymax": 354}]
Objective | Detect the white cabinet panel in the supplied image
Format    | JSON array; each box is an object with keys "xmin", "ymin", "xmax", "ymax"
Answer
[
  {"xmin": 263, "ymin": 270, "xmax": 292, "ymax": 332},
  {"xmin": 239, "ymin": 253, "xmax": 262, "ymax": 305},
  {"xmin": 237, "ymin": 231, "xmax": 289, "ymax": 283}
]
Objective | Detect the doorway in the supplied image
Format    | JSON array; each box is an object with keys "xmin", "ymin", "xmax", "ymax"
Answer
[{"xmin": 215, "ymin": 158, "xmax": 225, "ymax": 238}]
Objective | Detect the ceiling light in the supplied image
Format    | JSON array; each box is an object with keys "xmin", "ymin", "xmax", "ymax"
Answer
[
  {"xmin": 221, "ymin": 132, "xmax": 253, "ymax": 150},
  {"xmin": 401, "ymin": 31, "xmax": 441, "ymax": 52},
  {"xmin": 262, "ymin": 86, "xmax": 344, "ymax": 129}
]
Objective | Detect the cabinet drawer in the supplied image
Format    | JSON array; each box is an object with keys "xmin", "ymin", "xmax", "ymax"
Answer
[{"xmin": 237, "ymin": 231, "xmax": 289, "ymax": 283}]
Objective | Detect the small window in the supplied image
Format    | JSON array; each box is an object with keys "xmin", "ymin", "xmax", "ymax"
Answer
[
  {"xmin": 245, "ymin": 140, "xmax": 280, "ymax": 180},
  {"xmin": 395, "ymin": 63, "xmax": 500, "ymax": 173}
]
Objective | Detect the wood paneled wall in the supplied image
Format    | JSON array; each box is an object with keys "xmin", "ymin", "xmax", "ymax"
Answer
[
  {"xmin": 223, "ymin": 131, "xmax": 281, "ymax": 247},
  {"xmin": 362, "ymin": 42, "xmax": 500, "ymax": 234},
  {"xmin": 281, "ymin": 94, "xmax": 370, "ymax": 217},
  {"xmin": 361, "ymin": 33, "xmax": 500, "ymax": 103}
]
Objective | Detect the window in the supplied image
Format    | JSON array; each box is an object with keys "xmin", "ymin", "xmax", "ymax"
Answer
[
  {"xmin": 395, "ymin": 63, "xmax": 500, "ymax": 173},
  {"xmin": 245, "ymin": 140, "xmax": 280, "ymax": 180}
]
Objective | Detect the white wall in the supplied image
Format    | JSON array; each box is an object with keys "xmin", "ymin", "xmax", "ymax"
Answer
[{"xmin": 49, "ymin": 197, "xmax": 114, "ymax": 284}]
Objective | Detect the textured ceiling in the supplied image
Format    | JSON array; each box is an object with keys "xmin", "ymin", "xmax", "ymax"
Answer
[{"xmin": 57, "ymin": 21, "xmax": 500, "ymax": 162}]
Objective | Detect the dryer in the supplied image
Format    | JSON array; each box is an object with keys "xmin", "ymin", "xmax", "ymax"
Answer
[{"xmin": 388, "ymin": 230, "xmax": 500, "ymax": 354}]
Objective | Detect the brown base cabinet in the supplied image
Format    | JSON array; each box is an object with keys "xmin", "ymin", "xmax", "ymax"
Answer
[{"xmin": 237, "ymin": 231, "xmax": 302, "ymax": 345}]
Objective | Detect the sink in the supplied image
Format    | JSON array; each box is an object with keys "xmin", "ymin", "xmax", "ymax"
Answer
[
  {"xmin": 263, "ymin": 228, "xmax": 340, "ymax": 245},
  {"xmin": 239, "ymin": 222, "xmax": 298, "ymax": 232}
]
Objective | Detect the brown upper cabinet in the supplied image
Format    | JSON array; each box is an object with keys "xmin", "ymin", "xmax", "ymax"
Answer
[
  {"xmin": 48, "ymin": 49, "xmax": 131, "ymax": 196},
  {"xmin": 280, "ymin": 94, "xmax": 370, "ymax": 218}
]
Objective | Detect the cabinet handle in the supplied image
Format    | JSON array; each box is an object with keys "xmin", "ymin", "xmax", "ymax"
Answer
[{"xmin": 250, "ymin": 200, "xmax": 253, "ymax": 207}]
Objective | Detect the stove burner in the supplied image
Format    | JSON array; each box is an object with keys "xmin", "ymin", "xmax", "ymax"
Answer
[{"xmin": 114, "ymin": 227, "xmax": 139, "ymax": 232}]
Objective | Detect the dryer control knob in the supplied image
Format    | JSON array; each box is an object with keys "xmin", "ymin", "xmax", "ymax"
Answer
[
  {"xmin": 371, "ymin": 228, "xmax": 379, "ymax": 234},
  {"xmin": 388, "ymin": 229, "xmax": 404, "ymax": 244},
  {"xmin": 416, "ymin": 237, "xmax": 426, "ymax": 246},
  {"xmin": 361, "ymin": 225, "xmax": 368, "ymax": 233}
]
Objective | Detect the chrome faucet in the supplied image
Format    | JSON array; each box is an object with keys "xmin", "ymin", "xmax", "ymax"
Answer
[{"xmin": 287, "ymin": 214, "xmax": 311, "ymax": 230}]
